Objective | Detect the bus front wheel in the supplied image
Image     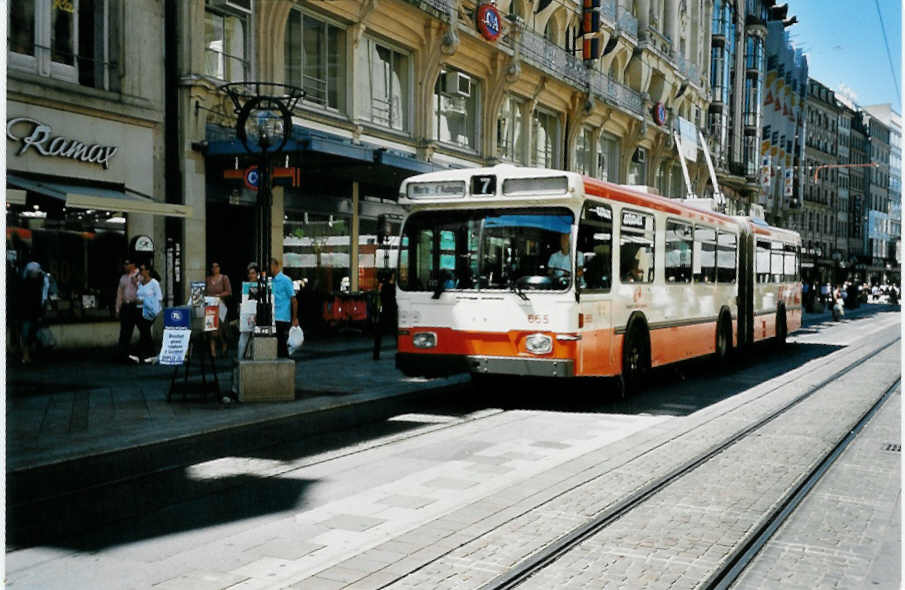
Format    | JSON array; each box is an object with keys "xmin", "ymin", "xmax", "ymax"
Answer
[{"xmin": 621, "ymin": 324, "xmax": 649, "ymax": 396}]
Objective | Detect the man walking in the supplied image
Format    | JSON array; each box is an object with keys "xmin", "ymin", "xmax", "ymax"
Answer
[
  {"xmin": 115, "ymin": 258, "xmax": 140, "ymax": 363},
  {"xmin": 270, "ymin": 258, "xmax": 298, "ymax": 358}
]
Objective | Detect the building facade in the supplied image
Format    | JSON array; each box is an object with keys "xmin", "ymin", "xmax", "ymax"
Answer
[
  {"xmin": 6, "ymin": 1, "xmax": 189, "ymax": 348},
  {"xmin": 848, "ymin": 109, "xmax": 869, "ymax": 266},
  {"xmin": 708, "ymin": 0, "xmax": 793, "ymax": 216},
  {"xmin": 801, "ymin": 78, "xmax": 840, "ymax": 282},
  {"xmin": 863, "ymin": 103, "xmax": 901, "ymax": 277},
  {"xmin": 863, "ymin": 111, "xmax": 891, "ymax": 282},
  {"xmin": 759, "ymin": 18, "xmax": 806, "ymax": 228},
  {"xmin": 173, "ymin": 0, "xmax": 712, "ymax": 332}
]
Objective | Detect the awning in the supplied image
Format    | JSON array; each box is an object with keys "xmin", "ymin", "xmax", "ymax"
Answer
[{"xmin": 7, "ymin": 174, "xmax": 192, "ymax": 217}]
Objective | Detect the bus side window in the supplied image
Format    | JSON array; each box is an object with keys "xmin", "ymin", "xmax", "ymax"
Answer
[
  {"xmin": 665, "ymin": 220, "xmax": 693, "ymax": 283},
  {"xmin": 717, "ymin": 231, "xmax": 737, "ymax": 283},
  {"xmin": 620, "ymin": 209, "xmax": 655, "ymax": 284},
  {"xmin": 755, "ymin": 240, "xmax": 771, "ymax": 283},
  {"xmin": 578, "ymin": 203, "xmax": 613, "ymax": 291},
  {"xmin": 693, "ymin": 226, "xmax": 716, "ymax": 283},
  {"xmin": 771, "ymin": 242, "xmax": 784, "ymax": 283}
]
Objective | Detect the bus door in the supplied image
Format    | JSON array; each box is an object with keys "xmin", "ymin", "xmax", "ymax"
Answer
[
  {"xmin": 736, "ymin": 222, "xmax": 755, "ymax": 350},
  {"xmin": 576, "ymin": 202, "xmax": 615, "ymax": 375}
]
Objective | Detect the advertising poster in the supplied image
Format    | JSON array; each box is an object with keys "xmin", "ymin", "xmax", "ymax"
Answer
[{"xmin": 159, "ymin": 328, "xmax": 191, "ymax": 366}]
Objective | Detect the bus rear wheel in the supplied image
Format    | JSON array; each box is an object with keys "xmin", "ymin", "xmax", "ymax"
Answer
[
  {"xmin": 621, "ymin": 324, "xmax": 649, "ymax": 396},
  {"xmin": 774, "ymin": 309, "xmax": 787, "ymax": 349},
  {"xmin": 716, "ymin": 315, "xmax": 732, "ymax": 369}
]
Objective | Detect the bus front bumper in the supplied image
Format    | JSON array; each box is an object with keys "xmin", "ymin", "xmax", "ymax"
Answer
[{"xmin": 396, "ymin": 353, "xmax": 574, "ymax": 378}]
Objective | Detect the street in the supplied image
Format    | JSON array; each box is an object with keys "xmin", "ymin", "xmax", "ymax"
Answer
[{"xmin": 5, "ymin": 307, "xmax": 900, "ymax": 589}]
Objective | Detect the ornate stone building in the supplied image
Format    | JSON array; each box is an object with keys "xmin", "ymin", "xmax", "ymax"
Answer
[{"xmin": 173, "ymin": 0, "xmax": 712, "ymax": 309}]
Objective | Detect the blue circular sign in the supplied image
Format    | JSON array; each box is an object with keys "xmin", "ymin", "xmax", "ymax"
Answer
[
  {"xmin": 476, "ymin": 4, "xmax": 502, "ymax": 42},
  {"xmin": 244, "ymin": 166, "xmax": 260, "ymax": 190}
]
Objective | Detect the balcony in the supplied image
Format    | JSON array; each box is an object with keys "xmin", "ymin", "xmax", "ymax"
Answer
[
  {"xmin": 589, "ymin": 69, "xmax": 644, "ymax": 116},
  {"xmin": 617, "ymin": 11, "xmax": 638, "ymax": 38},
  {"xmin": 515, "ymin": 25, "xmax": 588, "ymax": 89},
  {"xmin": 401, "ymin": 0, "xmax": 453, "ymax": 17}
]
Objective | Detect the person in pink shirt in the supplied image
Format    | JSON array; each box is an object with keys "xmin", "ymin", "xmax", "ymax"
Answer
[
  {"xmin": 115, "ymin": 258, "xmax": 140, "ymax": 363},
  {"xmin": 206, "ymin": 261, "xmax": 232, "ymax": 358}
]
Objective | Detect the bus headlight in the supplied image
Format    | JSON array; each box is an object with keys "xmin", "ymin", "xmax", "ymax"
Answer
[
  {"xmin": 525, "ymin": 333, "xmax": 553, "ymax": 355},
  {"xmin": 413, "ymin": 332, "xmax": 437, "ymax": 349}
]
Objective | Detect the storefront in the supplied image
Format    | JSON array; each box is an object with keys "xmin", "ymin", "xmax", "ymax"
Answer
[
  {"xmin": 6, "ymin": 102, "xmax": 190, "ymax": 348},
  {"xmin": 203, "ymin": 124, "xmax": 438, "ymax": 335}
]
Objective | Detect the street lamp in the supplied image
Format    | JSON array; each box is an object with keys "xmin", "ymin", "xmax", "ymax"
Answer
[{"xmin": 221, "ymin": 82, "xmax": 304, "ymax": 331}]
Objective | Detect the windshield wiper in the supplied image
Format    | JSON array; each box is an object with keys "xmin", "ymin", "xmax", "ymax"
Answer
[{"xmin": 509, "ymin": 279, "xmax": 529, "ymax": 301}]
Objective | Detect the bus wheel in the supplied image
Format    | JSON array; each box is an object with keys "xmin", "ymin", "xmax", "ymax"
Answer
[
  {"xmin": 716, "ymin": 314, "xmax": 732, "ymax": 369},
  {"xmin": 621, "ymin": 324, "xmax": 649, "ymax": 396},
  {"xmin": 774, "ymin": 309, "xmax": 787, "ymax": 349}
]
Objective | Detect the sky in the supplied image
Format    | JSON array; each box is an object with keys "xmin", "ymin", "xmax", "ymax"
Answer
[{"xmin": 786, "ymin": 0, "xmax": 901, "ymax": 111}]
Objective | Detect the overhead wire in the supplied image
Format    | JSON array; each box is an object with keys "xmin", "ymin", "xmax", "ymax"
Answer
[{"xmin": 873, "ymin": 0, "xmax": 901, "ymax": 104}]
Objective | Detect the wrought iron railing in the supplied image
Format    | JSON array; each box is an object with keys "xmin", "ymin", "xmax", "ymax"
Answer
[
  {"xmin": 588, "ymin": 69, "xmax": 644, "ymax": 116},
  {"xmin": 646, "ymin": 27, "xmax": 672, "ymax": 54},
  {"xmin": 402, "ymin": 0, "xmax": 453, "ymax": 17},
  {"xmin": 515, "ymin": 25, "xmax": 588, "ymax": 89}
]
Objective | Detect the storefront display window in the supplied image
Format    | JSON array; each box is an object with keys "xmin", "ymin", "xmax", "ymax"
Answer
[{"xmin": 6, "ymin": 202, "xmax": 129, "ymax": 323}]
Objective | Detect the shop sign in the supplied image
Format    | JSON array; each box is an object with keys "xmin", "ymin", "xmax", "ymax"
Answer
[
  {"xmin": 6, "ymin": 117, "xmax": 119, "ymax": 169},
  {"xmin": 132, "ymin": 235, "xmax": 154, "ymax": 252},
  {"xmin": 244, "ymin": 166, "xmax": 260, "ymax": 190},
  {"xmin": 476, "ymin": 3, "xmax": 502, "ymax": 42},
  {"xmin": 652, "ymin": 103, "xmax": 667, "ymax": 126}
]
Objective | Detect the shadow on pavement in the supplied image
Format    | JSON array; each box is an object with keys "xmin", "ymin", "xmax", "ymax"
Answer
[{"xmin": 468, "ymin": 340, "xmax": 844, "ymax": 417}]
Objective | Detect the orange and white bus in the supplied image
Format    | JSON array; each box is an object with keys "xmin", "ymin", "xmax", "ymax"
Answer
[{"xmin": 394, "ymin": 165, "xmax": 801, "ymax": 392}]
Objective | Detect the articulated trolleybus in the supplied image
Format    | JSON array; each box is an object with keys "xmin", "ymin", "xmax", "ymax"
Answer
[{"xmin": 394, "ymin": 165, "xmax": 801, "ymax": 392}]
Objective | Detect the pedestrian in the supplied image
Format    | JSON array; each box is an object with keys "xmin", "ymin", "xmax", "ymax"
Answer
[
  {"xmin": 238, "ymin": 262, "xmax": 260, "ymax": 362},
  {"xmin": 270, "ymin": 257, "xmax": 298, "ymax": 358},
  {"xmin": 373, "ymin": 271, "xmax": 397, "ymax": 361},
  {"xmin": 135, "ymin": 263, "xmax": 163, "ymax": 363},
  {"xmin": 115, "ymin": 258, "xmax": 140, "ymax": 363},
  {"xmin": 18, "ymin": 261, "xmax": 45, "ymax": 365},
  {"xmin": 206, "ymin": 261, "xmax": 232, "ymax": 359}
]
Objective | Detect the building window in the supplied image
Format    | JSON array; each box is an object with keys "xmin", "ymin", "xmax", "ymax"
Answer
[
  {"xmin": 285, "ymin": 10, "xmax": 345, "ymax": 111},
  {"xmin": 532, "ymin": 109, "xmax": 560, "ymax": 168},
  {"xmin": 359, "ymin": 38, "xmax": 409, "ymax": 131},
  {"xmin": 497, "ymin": 94, "xmax": 525, "ymax": 163},
  {"xmin": 575, "ymin": 127, "xmax": 594, "ymax": 175},
  {"xmin": 9, "ymin": 0, "xmax": 118, "ymax": 89},
  {"xmin": 628, "ymin": 148, "xmax": 647, "ymax": 185},
  {"xmin": 434, "ymin": 67, "xmax": 480, "ymax": 150},
  {"xmin": 205, "ymin": 8, "xmax": 249, "ymax": 82},
  {"xmin": 598, "ymin": 133, "xmax": 620, "ymax": 183}
]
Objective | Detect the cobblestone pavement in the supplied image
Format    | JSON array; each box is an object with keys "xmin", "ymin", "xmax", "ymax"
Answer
[
  {"xmin": 732, "ymin": 387, "xmax": 901, "ymax": 590},
  {"xmin": 511, "ymin": 344, "xmax": 899, "ymax": 590},
  {"xmin": 383, "ymin": 321, "xmax": 900, "ymax": 590},
  {"xmin": 5, "ymin": 311, "xmax": 900, "ymax": 590}
]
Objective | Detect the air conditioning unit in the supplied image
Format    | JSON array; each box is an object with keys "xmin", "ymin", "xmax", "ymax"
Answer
[
  {"xmin": 632, "ymin": 148, "xmax": 646, "ymax": 163},
  {"xmin": 208, "ymin": 0, "xmax": 252, "ymax": 14},
  {"xmin": 444, "ymin": 71, "xmax": 471, "ymax": 98}
]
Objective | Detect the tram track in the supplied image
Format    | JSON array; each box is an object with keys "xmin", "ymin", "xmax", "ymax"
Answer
[{"xmin": 406, "ymin": 329, "xmax": 902, "ymax": 590}]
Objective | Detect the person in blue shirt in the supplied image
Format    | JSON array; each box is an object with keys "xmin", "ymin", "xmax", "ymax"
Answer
[{"xmin": 269, "ymin": 257, "xmax": 299, "ymax": 358}]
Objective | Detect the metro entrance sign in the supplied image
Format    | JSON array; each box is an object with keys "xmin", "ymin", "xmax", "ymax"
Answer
[{"xmin": 476, "ymin": 3, "xmax": 502, "ymax": 42}]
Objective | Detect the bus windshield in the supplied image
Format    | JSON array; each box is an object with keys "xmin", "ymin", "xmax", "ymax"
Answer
[{"xmin": 398, "ymin": 208, "xmax": 576, "ymax": 293}]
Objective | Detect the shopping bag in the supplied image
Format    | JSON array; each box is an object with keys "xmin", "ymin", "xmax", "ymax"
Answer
[{"xmin": 288, "ymin": 325, "xmax": 304, "ymax": 354}]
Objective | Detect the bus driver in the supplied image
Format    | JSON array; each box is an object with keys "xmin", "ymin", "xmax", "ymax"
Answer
[{"xmin": 548, "ymin": 233, "xmax": 583, "ymax": 283}]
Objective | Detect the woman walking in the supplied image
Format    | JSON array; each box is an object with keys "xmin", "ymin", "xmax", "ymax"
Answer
[
  {"xmin": 135, "ymin": 263, "xmax": 163, "ymax": 363},
  {"xmin": 206, "ymin": 261, "xmax": 232, "ymax": 359}
]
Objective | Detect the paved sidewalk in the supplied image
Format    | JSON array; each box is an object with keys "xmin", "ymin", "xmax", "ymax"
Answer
[
  {"xmin": 6, "ymin": 334, "xmax": 468, "ymax": 473},
  {"xmin": 5, "ymin": 304, "xmax": 895, "ymax": 474}
]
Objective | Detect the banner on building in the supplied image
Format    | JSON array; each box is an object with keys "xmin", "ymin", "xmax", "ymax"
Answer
[
  {"xmin": 783, "ymin": 168, "xmax": 794, "ymax": 197},
  {"xmin": 676, "ymin": 117, "xmax": 698, "ymax": 162},
  {"xmin": 760, "ymin": 156, "xmax": 772, "ymax": 189}
]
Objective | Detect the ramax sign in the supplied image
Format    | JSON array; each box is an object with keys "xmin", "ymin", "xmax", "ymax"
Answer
[{"xmin": 6, "ymin": 117, "xmax": 119, "ymax": 169}]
